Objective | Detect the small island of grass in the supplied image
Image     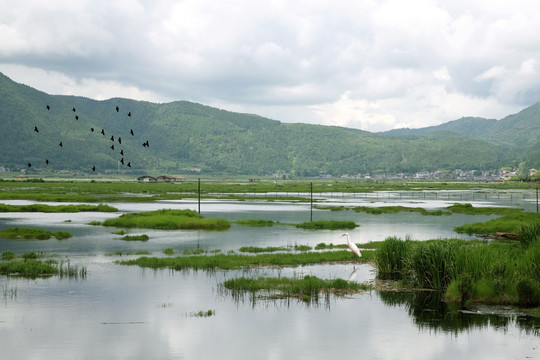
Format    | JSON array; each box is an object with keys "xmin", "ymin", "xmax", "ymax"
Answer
[
  {"xmin": 0, "ymin": 227, "xmax": 72, "ymax": 240},
  {"xmin": 295, "ymin": 220, "xmax": 358, "ymax": 230},
  {"xmin": 94, "ymin": 209, "xmax": 231, "ymax": 230}
]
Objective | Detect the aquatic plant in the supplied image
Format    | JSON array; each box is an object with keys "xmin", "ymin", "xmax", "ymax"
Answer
[
  {"xmin": 99, "ymin": 209, "xmax": 231, "ymax": 230},
  {"xmin": 118, "ymin": 250, "xmax": 374, "ymax": 271},
  {"xmin": 518, "ymin": 222, "xmax": 540, "ymax": 248},
  {"xmin": 454, "ymin": 212, "xmax": 540, "ymax": 236},
  {"xmin": 0, "ymin": 227, "xmax": 72, "ymax": 240},
  {"xmin": 189, "ymin": 309, "xmax": 215, "ymax": 317},
  {"xmin": 222, "ymin": 275, "xmax": 369, "ymax": 302},
  {"xmin": 235, "ymin": 219, "xmax": 275, "ymax": 227},
  {"xmin": 375, "ymin": 236, "xmax": 410, "ymax": 280},
  {"xmin": 295, "ymin": 220, "xmax": 358, "ymax": 230},
  {"xmin": 120, "ymin": 234, "xmax": 149, "ymax": 241},
  {"xmin": 0, "ymin": 203, "xmax": 118, "ymax": 213},
  {"xmin": 239, "ymin": 246, "xmax": 290, "ymax": 253}
]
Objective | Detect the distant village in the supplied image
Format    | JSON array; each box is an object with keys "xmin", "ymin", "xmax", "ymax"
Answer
[{"xmin": 1, "ymin": 164, "xmax": 537, "ymax": 182}]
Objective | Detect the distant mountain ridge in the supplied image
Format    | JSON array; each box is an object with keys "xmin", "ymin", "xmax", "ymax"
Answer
[{"xmin": 0, "ymin": 72, "xmax": 538, "ymax": 176}]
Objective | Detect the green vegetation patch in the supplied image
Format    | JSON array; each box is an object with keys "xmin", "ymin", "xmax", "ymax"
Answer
[
  {"xmin": 353, "ymin": 205, "xmax": 447, "ymax": 216},
  {"xmin": 235, "ymin": 219, "xmax": 275, "ymax": 227},
  {"xmin": 97, "ymin": 209, "xmax": 231, "ymax": 230},
  {"xmin": 0, "ymin": 227, "xmax": 72, "ymax": 240},
  {"xmin": 0, "ymin": 259, "xmax": 86, "ymax": 279},
  {"xmin": 120, "ymin": 234, "xmax": 149, "ymax": 241},
  {"xmin": 239, "ymin": 246, "xmax": 290, "ymax": 253},
  {"xmin": 0, "ymin": 203, "xmax": 118, "ymax": 213},
  {"xmin": 118, "ymin": 250, "xmax": 373, "ymax": 271},
  {"xmin": 295, "ymin": 220, "xmax": 358, "ymax": 230},
  {"xmin": 454, "ymin": 212, "xmax": 540, "ymax": 235},
  {"xmin": 223, "ymin": 275, "xmax": 368, "ymax": 302},
  {"xmin": 375, "ymin": 235, "xmax": 540, "ymax": 306}
]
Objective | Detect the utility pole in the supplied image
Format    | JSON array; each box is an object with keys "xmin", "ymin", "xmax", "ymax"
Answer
[
  {"xmin": 310, "ymin": 182, "xmax": 313, "ymax": 222},
  {"xmin": 198, "ymin": 178, "xmax": 201, "ymax": 214}
]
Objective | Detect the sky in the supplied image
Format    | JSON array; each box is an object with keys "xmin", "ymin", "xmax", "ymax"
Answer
[{"xmin": 1, "ymin": 0, "xmax": 540, "ymax": 133}]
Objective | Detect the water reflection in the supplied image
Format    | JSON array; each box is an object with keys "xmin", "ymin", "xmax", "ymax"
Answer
[{"xmin": 378, "ymin": 290, "xmax": 540, "ymax": 336}]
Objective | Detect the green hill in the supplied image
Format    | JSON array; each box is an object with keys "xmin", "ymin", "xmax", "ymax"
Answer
[{"xmin": 0, "ymin": 72, "xmax": 532, "ymax": 176}]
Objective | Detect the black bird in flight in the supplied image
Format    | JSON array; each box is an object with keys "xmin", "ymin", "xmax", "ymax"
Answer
[
  {"xmin": 130, "ymin": 129, "xmax": 134, "ymax": 136},
  {"xmin": 34, "ymin": 126, "xmax": 39, "ymax": 132},
  {"xmin": 92, "ymin": 166, "xmax": 96, "ymax": 172},
  {"xmin": 128, "ymin": 112, "xmax": 131, "ymax": 117},
  {"xmin": 45, "ymin": 159, "xmax": 49, "ymax": 165},
  {"xmin": 72, "ymin": 108, "xmax": 76, "ymax": 112},
  {"xmin": 101, "ymin": 129, "xmax": 105, "ymax": 135},
  {"xmin": 111, "ymin": 145, "xmax": 115, "ymax": 150},
  {"xmin": 75, "ymin": 115, "xmax": 79, "ymax": 120},
  {"xmin": 110, "ymin": 135, "xmax": 114, "ymax": 141},
  {"xmin": 59, "ymin": 142, "xmax": 63, "ymax": 147},
  {"xmin": 116, "ymin": 106, "xmax": 119, "ymax": 112},
  {"xmin": 91, "ymin": 127, "xmax": 94, "ymax": 132},
  {"xmin": 27, "ymin": 163, "xmax": 31, "ymax": 168},
  {"xmin": 142, "ymin": 140, "xmax": 149, "ymax": 147},
  {"xmin": 120, "ymin": 157, "xmax": 124, "ymax": 165},
  {"xmin": 127, "ymin": 162, "xmax": 131, "ymax": 168},
  {"xmin": 118, "ymin": 137, "xmax": 122, "ymax": 144},
  {"xmin": 46, "ymin": 105, "xmax": 50, "ymax": 111},
  {"xmin": 120, "ymin": 149, "xmax": 124, "ymax": 156}
]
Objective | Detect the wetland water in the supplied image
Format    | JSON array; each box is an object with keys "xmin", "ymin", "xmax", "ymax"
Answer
[{"xmin": 1, "ymin": 190, "xmax": 539, "ymax": 359}]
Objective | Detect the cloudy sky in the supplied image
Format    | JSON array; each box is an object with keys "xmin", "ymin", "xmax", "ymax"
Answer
[{"xmin": 1, "ymin": 0, "xmax": 540, "ymax": 132}]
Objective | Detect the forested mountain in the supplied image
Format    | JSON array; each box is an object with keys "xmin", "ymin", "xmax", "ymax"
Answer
[
  {"xmin": 383, "ymin": 103, "xmax": 540, "ymax": 149},
  {"xmin": 0, "ymin": 72, "xmax": 536, "ymax": 176}
]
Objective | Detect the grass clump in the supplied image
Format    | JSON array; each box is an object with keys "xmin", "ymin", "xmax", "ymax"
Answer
[
  {"xmin": 120, "ymin": 234, "xmax": 149, "ymax": 241},
  {"xmin": 0, "ymin": 227, "xmax": 72, "ymax": 240},
  {"xmin": 223, "ymin": 275, "xmax": 368, "ymax": 302},
  {"xmin": 189, "ymin": 309, "xmax": 215, "ymax": 317},
  {"xmin": 239, "ymin": 246, "xmax": 289, "ymax": 253},
  {"xmin": 98, "ymin": 209, "xmax": 231, "ymax": 230},
  {"xmin": 235, "ymin": 219, "xmax": 275, "ymax": 227},
  {"xmin": 119, "ymin": 249, "xmax": 374, "ymax": 271},
  {"xmin": 296, "ymin": 220, "xmax": 358, "ymax": 230},
  {"xmin": 0, "ymin": 203, "xmax": 118, "ymax": 213},
  {"xmin": 375, "ymin": 236, "xmax": 540, "ymax": 307}
]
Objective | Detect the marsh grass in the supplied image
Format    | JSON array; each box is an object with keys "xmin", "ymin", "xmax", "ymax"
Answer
[
  {"xmin": 120, "ymin": 234, "xmax": 150, "ymax": 241},
  {"xmin": 454, "ymin": 212, "xmax": 540, "ymax": 235},
  {"xmin": 235, "ymin": 219, "xmax": 275, "ymax": 227},
  {"xmin": 239, "ymin": 246, "xmax": 290, "ymax": 253},
  {"xmin": 295, "ymin": 220, "xmax": 358, "ymax": 230},
  {"xmin": 518, "ymin": 222, "xmax": 540, "ymax": 248},
  {"xmin": 353, "ymin": 205, "xmax": 447, "ymax": 216},
  {"xmin": 222, "ymin": 275, "xmax": 369, "ymax": 302},
  {"xmin": 98, "ymin": 209, "xmax": 231, "ymax": 230},
  {"xmin": 119, "ymin": 250, "xmax": 374, "ymax": 271},
  {"xmin": 0, "ymin": 203, "xmax": 118, "ymax": 213},
  {"xmin": 375, "ymin": 237, "xmax": 540, "ymax": 306},
  {"xmin": 0, "ymin": 227, "xmax": 72, "ymax": 240},
  {"xmin": 189, "ymin": 309, "xmax": 215, "ymax": 317}
]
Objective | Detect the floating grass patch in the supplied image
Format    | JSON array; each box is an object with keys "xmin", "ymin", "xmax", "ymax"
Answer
[
  {"xmin": 0, "ymin": 259, "xmax": 86, "ymax": 279},
  {"xmin": 454, "ymin": 212, "xmax": 540, "ymax": 236},
  {"xmin": 120, "ymin": 234, "xmax": 149, "ymax": 241},
  {"xmin": 222, "ymin": 275, "xmax": 369, "ymax": 302},
  {"xmin": 235, "ymin": 219, "xmax": 275, "ymax": 227},
  {"xmin": 0, "ymin": 203, "xmax": 118, "ymax": 213},
  {"xmin": 162, "ymin": 248, "xmax": 175, "ymax": 255},
  {"xmin": 97, "ymin": 209, "xmax": 231, "ymax": 230},
  {"xmin": 182, "ymin": 248, "xmax": 206, "ymax": 255},
  {"xmin": 295, "ymin": 220, "xmax": 358, "ymax": 230},
  {"xmin": 239, "ymin": 246, "xmax": 290, "ymax": 253},
  {"xmin": 0, "ymin": 227, "xmax": 72, "ymax": 240},
  {"xmin": 118, "ymin": 250, "xmax": 374, "ymax": 271},
  {"xmin": 188, "ymin": 309, "xmax": 215, "ymax": 317}
]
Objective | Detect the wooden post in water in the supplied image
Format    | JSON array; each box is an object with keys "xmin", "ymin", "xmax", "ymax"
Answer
[
  {"xmin": 198, "ymin": 178, "xmax": 201, "ymax": 214},
  {"xmin": 533, "ymin": 187, "xmax": 538, "ymax": 212},
  {"xmin": 310, "ymin": 182, "xmax": 313, "ymax": 222}
]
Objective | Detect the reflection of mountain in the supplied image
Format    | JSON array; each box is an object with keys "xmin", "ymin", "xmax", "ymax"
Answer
[{"xmin": 377, "ymin": 291, "xmax": 540, "ymax": 336}]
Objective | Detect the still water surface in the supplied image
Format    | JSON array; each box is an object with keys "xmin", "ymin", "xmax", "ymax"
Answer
[{"xmin": 1, "ymin": 190, "xmax": 539, "ymax": 359}]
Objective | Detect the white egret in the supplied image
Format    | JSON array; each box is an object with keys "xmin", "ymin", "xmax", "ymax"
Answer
[{"xmin": 341, "ymin": 233, "xmax": 362, "ymax": 259}]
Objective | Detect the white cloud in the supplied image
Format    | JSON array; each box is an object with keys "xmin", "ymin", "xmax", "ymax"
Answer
[{"xmin": 1, "ymin": 0, "xmax": 540, "ymax": 132}]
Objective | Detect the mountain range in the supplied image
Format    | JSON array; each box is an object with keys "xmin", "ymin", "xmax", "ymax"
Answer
[{"xmin": 0, "ymin": 72, "xmax": 539, "ymax": 176}]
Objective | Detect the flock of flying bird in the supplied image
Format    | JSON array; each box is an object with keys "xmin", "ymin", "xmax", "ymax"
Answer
[{"xmin": 29, "ymin": 104, "xmax": 149, "ymax": 172}]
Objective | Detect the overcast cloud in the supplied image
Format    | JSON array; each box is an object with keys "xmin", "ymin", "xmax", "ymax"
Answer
[{"xmin": 1, "ymin": 0, "xmax": 540, "ymax": 132}]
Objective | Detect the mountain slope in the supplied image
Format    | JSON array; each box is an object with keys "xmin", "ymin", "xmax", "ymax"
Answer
[{"xmin": 0, "ymin": 72, "xmax": 529, "ymax": 176}]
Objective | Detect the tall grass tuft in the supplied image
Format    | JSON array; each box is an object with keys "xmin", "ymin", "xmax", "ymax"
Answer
[
  {"xmin": 375, "ymin": 236, "xmax": 410, "ymax": 280},
  {"xmin": 518, "ymin": 222, "xmax": 540, "ymax": 248}
]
